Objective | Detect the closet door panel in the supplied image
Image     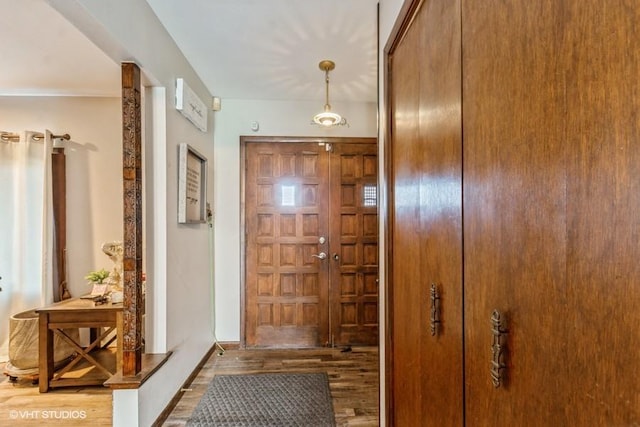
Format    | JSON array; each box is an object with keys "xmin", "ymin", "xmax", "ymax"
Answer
[
  {"xmin": 416, "ymin": 0, "xmax": 463, "ymax": 424},
  {"xmin": 388, "ymin": 0, "xmax": 462, "ymax": 424},
  {"xmin": 462, "ymin": 1, "xmax": 569, "ymax": 425},
  {"xmin": 564, "ymin": 2, "xmax": 640, "ymax": 423},
  {"xmin": 389, "ymin": 17, "xmax": 424, "ymax": 422}
]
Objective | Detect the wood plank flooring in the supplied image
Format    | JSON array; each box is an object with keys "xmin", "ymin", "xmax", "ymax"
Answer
[
  {"xmin": 0, "ymin": 352, "xmax": 113, "ymax": 426},
  {"xmin": 162, "ymin": 346, "xmax": 379, "ymax": 426},
  {"xmin": 1, "ymin": 345, "xmax": 379, "ymax": 426}
]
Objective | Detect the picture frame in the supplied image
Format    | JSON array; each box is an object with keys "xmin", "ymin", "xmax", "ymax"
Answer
[{"xmin": 178, "ymin": 143, "xmax": 207, "ymax": 223}]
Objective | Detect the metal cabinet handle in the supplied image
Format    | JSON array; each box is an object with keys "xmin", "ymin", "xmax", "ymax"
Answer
[
  {"xmin": 430, "ymin": 283, "xmax": 441, "ymax": 336},
  {"xmin": 490, "ymin": 309, "xmax": 508, "ymax": 388},
  {"xmin": 311, "ymin": 252, "xmax": 327, "ymax": 260}
]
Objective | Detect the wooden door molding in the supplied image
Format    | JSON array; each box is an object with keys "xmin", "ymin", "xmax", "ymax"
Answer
[
  {"xmin": 241, "ymin": 136, "xmax": 377, "ymax": 348},
  {"xmin": 384, "ymin": 1, "xmax": 424, "ymax": 419}
]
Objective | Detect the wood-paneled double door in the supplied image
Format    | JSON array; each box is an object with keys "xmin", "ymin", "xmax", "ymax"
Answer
[
  {"xmin": 387, "ymin": 0, "xmax": 640, "ymax": 425},
  {"xmin": 244, "ymin": 137, "xmax": 378, "ymax": 348}
]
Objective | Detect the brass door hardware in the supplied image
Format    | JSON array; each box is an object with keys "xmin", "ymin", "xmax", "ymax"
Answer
[
  {"xmin": 430, "ymin": 283, "xmax": 441, "ymax": 336},
  {"xmin": 490, "ymin": 309, "xmax": 508, "ymax": 388}
]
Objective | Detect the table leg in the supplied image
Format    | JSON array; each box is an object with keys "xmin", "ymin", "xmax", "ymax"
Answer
[
  {"xmin": 38, "ymin": 313, "xmax": 53, "ymax": 393},
  {"xmin": 90, "ymin": 327, "xmax": 99, "ymax": 346}
]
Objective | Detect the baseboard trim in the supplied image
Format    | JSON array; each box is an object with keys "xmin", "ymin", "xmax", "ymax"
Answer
[
  {"xmin": 215, "ymin": 341, "xmax": 241, "ymax": 351},
  {"xmin": 151, "ymin": 342, "xmax": 218, "ymax": 427}
]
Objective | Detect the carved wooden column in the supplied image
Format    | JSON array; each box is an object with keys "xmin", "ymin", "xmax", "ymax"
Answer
[{"xmin": 121, "ymin": 62, "xmax": 143, "ymax": 376}]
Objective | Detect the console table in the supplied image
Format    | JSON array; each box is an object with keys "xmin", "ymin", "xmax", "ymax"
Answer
[{"xmin": 37, "ymin": 298, "xmax": 123, "ymax": 392}]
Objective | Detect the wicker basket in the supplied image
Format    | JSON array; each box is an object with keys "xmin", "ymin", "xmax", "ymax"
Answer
[{"xmin": 8, "ymin": 309, "xmax": 79, "ymax": 370}]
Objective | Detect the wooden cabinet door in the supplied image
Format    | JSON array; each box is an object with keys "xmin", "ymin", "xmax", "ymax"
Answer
[
  {"xmin": 387, "ymin": 0, "xmax": 640, "ymax": 424},
  {"xmin": 463, "ymin": 1, "xmax": 570, "ymax": 424},
  {"xmin": 329, "ymin": 142, "xmax": 379, "ymax": 346},
  {"xmin": 562, "ymin": 2, "xmax": 640, "ymax": 424},
  {"xmin": 387, "ymin": 0, "xmax": 463, "ymax": 424},
  {"xmin": 245, "ymin": 142, "xmax": 330, "ymax": 347},
  {"xmin": 463, "ymin": 1, "xmax": 640, "ymax": 425}
]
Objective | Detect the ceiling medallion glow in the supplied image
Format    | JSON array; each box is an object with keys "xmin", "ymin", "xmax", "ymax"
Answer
[{"xmin": 313, "ymin": 60, "xmax": 347, "ymax": 127}]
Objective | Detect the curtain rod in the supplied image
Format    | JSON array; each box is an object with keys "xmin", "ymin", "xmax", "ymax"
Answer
[{"xmin": 0, "ymin": 132, "xmax": 71, "ymax": 142}]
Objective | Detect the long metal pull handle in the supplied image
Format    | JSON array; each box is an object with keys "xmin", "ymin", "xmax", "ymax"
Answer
[
  {"xmin": 430, "ymin": 283, "xmax": 441, "ymax": 336},
  {"xmin": 311, "ymin": 252, "xmax": 327, "ymax": 260},
  {"xmin": 490, "ymin": 309, "xmax": 508, "ymax": 388}
]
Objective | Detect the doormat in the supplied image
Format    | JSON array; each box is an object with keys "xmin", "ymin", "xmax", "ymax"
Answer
[{"xmin": 186, "ymin": 372, "xmax": 335, "ymax": 426}]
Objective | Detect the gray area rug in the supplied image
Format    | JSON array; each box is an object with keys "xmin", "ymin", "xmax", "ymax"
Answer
[{"xmin": 186, "ymin": 372, "xmax": 336, "ymax": 426}]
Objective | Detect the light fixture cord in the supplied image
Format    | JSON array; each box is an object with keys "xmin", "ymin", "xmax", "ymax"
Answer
[{"xmin": 325, "ymin": 69, "xmax": 331, "ymax": 110}]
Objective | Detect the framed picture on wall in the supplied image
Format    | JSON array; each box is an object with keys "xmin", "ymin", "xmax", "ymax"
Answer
[{"xmin": 178, "ymin": 143, "xmax": 207, "ymax": 223}]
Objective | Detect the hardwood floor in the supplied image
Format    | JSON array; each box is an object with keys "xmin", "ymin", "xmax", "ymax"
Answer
[
  {"xmin": 162, "ymin": 345, "xmax": 379, "ymax": 426},
  {"xmin": 1, "ymin": 345, "xmax": 379, "ymax": 426},
  {"xmin": 0, "ymin": 352, "xmax": 113, "ymax": 426}
]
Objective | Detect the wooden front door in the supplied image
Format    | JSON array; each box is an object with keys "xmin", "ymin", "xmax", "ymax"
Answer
[
  {"xmin": 329, "ymin": 142, "xmax": 379, "ymax": 346},
  {"xmin": 244, "ymin": 137, "xmax": 378, "ymax": 348}
]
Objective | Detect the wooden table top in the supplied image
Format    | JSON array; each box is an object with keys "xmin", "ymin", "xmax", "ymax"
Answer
[{"xmin": 36, "ymin": 297, "xmax": 123, "ymax": 313}]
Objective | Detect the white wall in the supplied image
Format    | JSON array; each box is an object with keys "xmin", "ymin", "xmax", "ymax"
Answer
[
  {"xmin": 212, "ymin": 98, "xmax": 377, "ymax": 341},
  {"xmin": 0, "ymin": 96, "xmax": 122, "ymax": 299},
  {"xmin": 380, "ymin": 0, "xmax": 406, "ymax": 45},
  {"xmin": 49, "ymin": 1, "xmax": 215, "ymax": 425},
  {"xmin": 44, "ymin": 0, "xmax": 399, "ymax": 424}
]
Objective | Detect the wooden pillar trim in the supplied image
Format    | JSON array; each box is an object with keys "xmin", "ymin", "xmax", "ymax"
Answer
[{"xmin": 121, "ymin": 62, "xmax": 143, "ymax": 376}]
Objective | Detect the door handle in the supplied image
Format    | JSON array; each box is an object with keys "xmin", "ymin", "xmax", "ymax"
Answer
[
  {"xmin": 430, "ymin": 283, "xmax": 441, "ymax": 336},
  {"xmin": 490, "ymin": 309, "xmax": 508, "ymax": 388},
  {"xmin": 311, "ymin": 252, "xmax": 327, "ymax": 260}
]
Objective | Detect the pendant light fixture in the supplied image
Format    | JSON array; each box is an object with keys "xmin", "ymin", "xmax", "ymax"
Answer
[{"xmin": 313, "ymin": 60, "xmax": 346, "ymax": 127}]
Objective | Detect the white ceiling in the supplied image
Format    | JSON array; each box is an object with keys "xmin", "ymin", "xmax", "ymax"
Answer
[
  {"xmin": 0, "ymin": 0, "xmax": 120, "ymax": 97},
  {"xmin": 0, "ymin": 0, "xmax": 379, "ymax": 103}
]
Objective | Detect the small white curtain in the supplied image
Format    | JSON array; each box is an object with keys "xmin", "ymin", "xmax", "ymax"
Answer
[{"xmin": 0, "ymin": 130, "xmax": 54, "ymax": 361}]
